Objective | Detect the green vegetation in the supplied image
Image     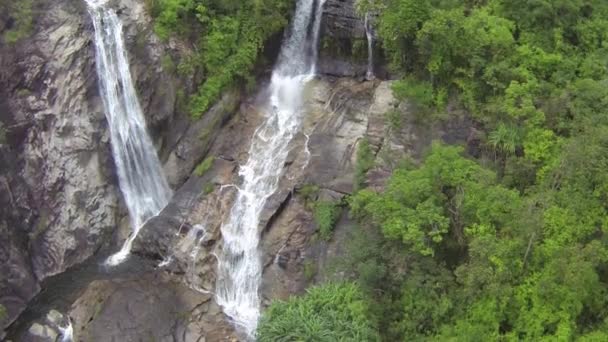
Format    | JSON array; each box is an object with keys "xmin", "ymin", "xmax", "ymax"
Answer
[
  {"xmin": 0, "ymin": 122, "xmax": 6, "ymax": 145},
  {"xmin": 145, "ymin": 0, "xmax": 293, "ymax": 117},
  {"xmin": 302, "ymin": 260, "xmax": 316, "ymax": 281},
  {"xmin": 313, "ymin": 200, "xmax": 341, "ymax": 241},
  {"xmin": 257, "ymin": 283, "xmax": 380, "ymax": 341},
  {"xmin": 351, "ymin": 143, "xmax": 519, "ymax": 257},
  {"xmin": 355, "ymin": 138, "xmax": 374, "ymax": 190},
  {"xmin": 1, "ymin": 0, "xmax": 35, "ymax": 43},
  {"xmin": 298, "ymin": 184, "xmax": 320, "ymax": 204},
  {"xmin": 202, "ymin": 182, "xmax": 214, "ymax": 195},
  {"xmin": 0, "ymin": 304, "xmax": 6, "ymax": 321},
  {"xmin": 194, "ymin": 156, "xmax": 214, "ymax": 177},
  {"xmin": 262, "ymin": 1, "xmax": 608, "ymax": 339}
]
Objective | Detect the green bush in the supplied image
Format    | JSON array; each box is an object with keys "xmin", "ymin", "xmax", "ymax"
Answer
[
  {"xmin": 302, "ymin": 260, "xmax": 316, "ymax": 281},
  {"xmin": 202, "ymin": 182, "xmax": 214, "ymax": 195},
  {"xmin": 148, "ymin": 0, "xmax": 293, "ymax": 118},
  {"xmin": 355, "ymin": 138, "xmax": 375, "ymax": 190},
  {"xmin": 298, "ymin": 184, "xmax": 320, "ymax": 204},
  {"xmin": 313, "ymin": 200, "xmax": 341, "ymax": 241},
  {"xmin": 2, "ymin": 0, "xmax": 34, "ymax": 44},
  {"xmin": 385, "ymin": 109, "xmax": 403, "ymax": 130},
  {"xmin": 392, "ymin": 77, "xmax": 435, "ymax": 109},
  {"xmin": 194, "ymin": 156, "xmax": 214, "ymax": 177},
  {"xmin": 0, "ymin": 122, "xmax": 6, "ymax": 145},
  {"xmin": 257, "ymin": 283, "xmax": 380, "ymax": 342}
]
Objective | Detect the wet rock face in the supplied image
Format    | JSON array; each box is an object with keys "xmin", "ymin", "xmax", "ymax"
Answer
[
  {"xmin": 323, "ymin": 0, "xmax": 366, "ymax": 40},
  {"xmin": 318, "ymin": 0, "xmax": 369, "ymax": 77}
]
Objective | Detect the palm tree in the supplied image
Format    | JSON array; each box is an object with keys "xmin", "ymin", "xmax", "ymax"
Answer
[{"xmin": 487, "ymin": 122, "xmax": 520, "ymax": 177}]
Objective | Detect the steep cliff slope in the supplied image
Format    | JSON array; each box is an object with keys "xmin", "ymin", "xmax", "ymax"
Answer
[{"xmin": 0, "ymin": 0, "xmax": 202, "ymax": 332}]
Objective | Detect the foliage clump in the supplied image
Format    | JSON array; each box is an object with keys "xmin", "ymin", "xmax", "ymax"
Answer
[
  {"xmin": 0, "ymin": 122, "xmax": 6, "ymax": 145},
  {"xmin": 146, "ymin": 0, "xmax": 293, "ymax": 118},
  {"xmin": 1, "ymin": 0, "xmax": 34, "ymax": 44},
  {"xmin": 194, "ymin": 156, "xmax": 214, "ymax": 177},
  {"xmin": 257, "ymin": 283, "xmax": 381, "ymax": 342},
  {"xmin": 355, "ymin": 138, "xmax": 375, "ymax": 190},
  {"xmin": 313, "ymin": 200, "xmax": 341, "ymax": 241}
]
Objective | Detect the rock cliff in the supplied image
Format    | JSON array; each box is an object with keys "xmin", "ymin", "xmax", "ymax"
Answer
[
  {"xmin": 1, "ymin": 0, "xmax": 478, "ymax": 340},
  {"xmin": 0, "ymin": 0, "xmax": 200, "ymax": 333}
]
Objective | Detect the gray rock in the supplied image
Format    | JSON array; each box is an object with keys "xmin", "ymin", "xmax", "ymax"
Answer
[
  {"xmin": 25, "ymin": 323, "xmax": 58, "ymax": 342},
  {"xmin": 0, "ymin": 0, "xmax": 119, "ymax": 330},
  {"xmin": 323, "ymin": 0, "xmax": 366, "ymax": 39},
  {"xmin": 0, "ymin": 0, "xmax": 207, "ymax": 332},
  {"xmin": 317, "ymin": 0, "xmax": 369, "ymax": 77},
  {"xmin": 67, "ymin": 274, "xmax": 237, "ymax": 342}
]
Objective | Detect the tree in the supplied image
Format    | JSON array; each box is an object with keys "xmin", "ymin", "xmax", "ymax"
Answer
[{"xmin": 351, "ymin": 143, "xmax": 520, "ymax": 256}]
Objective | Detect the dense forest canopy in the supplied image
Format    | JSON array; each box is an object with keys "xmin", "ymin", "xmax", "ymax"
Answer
[{"xmin": 255, "ymin": 0, "xmax": 608, "ymax": 340}]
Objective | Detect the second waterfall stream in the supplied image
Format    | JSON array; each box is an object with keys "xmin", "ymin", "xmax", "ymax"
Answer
[{"xmin": 215, "ymin": 0, "xmax": 326, "ymax": 338}]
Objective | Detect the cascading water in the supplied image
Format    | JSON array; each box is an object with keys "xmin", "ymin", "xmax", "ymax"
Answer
[
  {"xmin": 85, "ymin": 0, "xmax": 172, "ymax": 265},
  {"xmin": 214, "ymin": 0, "xmax": 326, "ymax": 338},
  {"xmin": 365, "ymin": 12, "xmax": 375, "ymax": 80},
  {"xmin": 58, "ymin": 319, "xmax": 73, "ymax": 342}
]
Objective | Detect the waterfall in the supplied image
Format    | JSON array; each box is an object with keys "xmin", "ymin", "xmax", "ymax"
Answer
[
  {"xmin": 85, "ymin": 0, "xmax": 172, "ymax": 265},
  {"xmin": 214, "ymin": 0, "xmax": 326, "ymax": 338},
  {"xmin": 365, "ymin": 12, "xmax": 375, "ymax": 80},
  {"xmin": 58, "ymin": 319, "xmax": 73, "ymax": 342}
]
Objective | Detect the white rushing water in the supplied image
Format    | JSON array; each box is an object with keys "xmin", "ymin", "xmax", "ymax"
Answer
[
  {"xmin": 58, "ymin": 319, "xmax": 73, "ymax": 342},
  {"xmin": 85, "ymin": 0, "xmax": 172, "ymax": 265},
  {"xmin": 364, "ymin": 12, "xmax": 375, "ymax": 80},
  {"xmin": 214, "ymin": 0, "xmax": 326, "ymax": 338}
]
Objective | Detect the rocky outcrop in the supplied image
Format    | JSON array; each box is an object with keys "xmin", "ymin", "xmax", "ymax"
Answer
[
  {"xmin": 318, "ymin": 0, "xmax": 369, "ymax": 77},
  {"xmin": 0, "ymin": 0, "xmax": 207, "ymax": 333},
  {"xmin": 323, "ymin": 0, "xmax": 366, "ymax": 40},
  {"xmin": 0, "ymin": 0, "xmax": 118, "ymax": 331},
  {"xmin": 65, "ymin": 274, "xmax": 237, "ymax": 342}
]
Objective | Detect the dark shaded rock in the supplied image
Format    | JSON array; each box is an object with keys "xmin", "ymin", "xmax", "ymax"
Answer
[
  {"xmin": 163, "ymin": 90, "xmax": 241, "ymax": 188},
  {"xmin": 317, "ymin": 0, "xmax": 369, "ymax": 77},
  {"xmin": 323, "ymin": 0, "xmax": 366, "ymax": 39},
  {"xmin": 316, "ymin": 58, "xmax": 367, "ymax": 78},
  {"xmin": 0, "ymin": 0, "xmax": 215, "ymax": 333},
  {"xmin": 67, "ymin": 274, "xmax": 237, "ymax": 342}
]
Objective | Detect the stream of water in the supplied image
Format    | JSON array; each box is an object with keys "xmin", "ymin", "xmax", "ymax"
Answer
[
  {"xmin": 365, "ymin": 12, "xmax": 375, "ymax": 80},
  {"xmin": 214, "ymin": 0, "xmax": 326, "ymax": 338},
  {"xmin": 85, "ymin": 0, "xmax": 172, "ymax": 266}
]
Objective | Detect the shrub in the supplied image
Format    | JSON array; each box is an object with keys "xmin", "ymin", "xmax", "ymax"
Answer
[
  {"xmin": 148, "ymin": 0, "xmax": 292, "ymax": 118},
  {"xmin": 392, "ymin": 77, "xmax": 435, "ymax": 112},
  {"xmin": 355, "ymin": 138, "xmax": 375, "ymax": 190},
  {"xmin": 385, "ymin": 109, "xmax": 403, "ymax": 130},
  {"xmin": 303, "ymin": 260, "xmax": 316, "ymax": 281},
  {"xmin": 298, "ymin": 184, "xmax": 320, "ymax": 204},
  {"xmin": 202, "ymin": 182, "xmax": 214, "ymax": 195},
  {"xmin": 257, "ymin": 283, "xmax": 380, "ymax": 341},
  {"xmin": 194, "ymin": 156, "xmax": 214, "ymax": 177},
  {"xmin": 0, "ymin": 122, "xmax": 6, "ymax": 145},
  {"xmin": 314, "ymin": 201, "xmax": 341, "ymax": 241},
  {"xmin": 2, "ymin": 0, "xmax": 34, "ymax": 44}
]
